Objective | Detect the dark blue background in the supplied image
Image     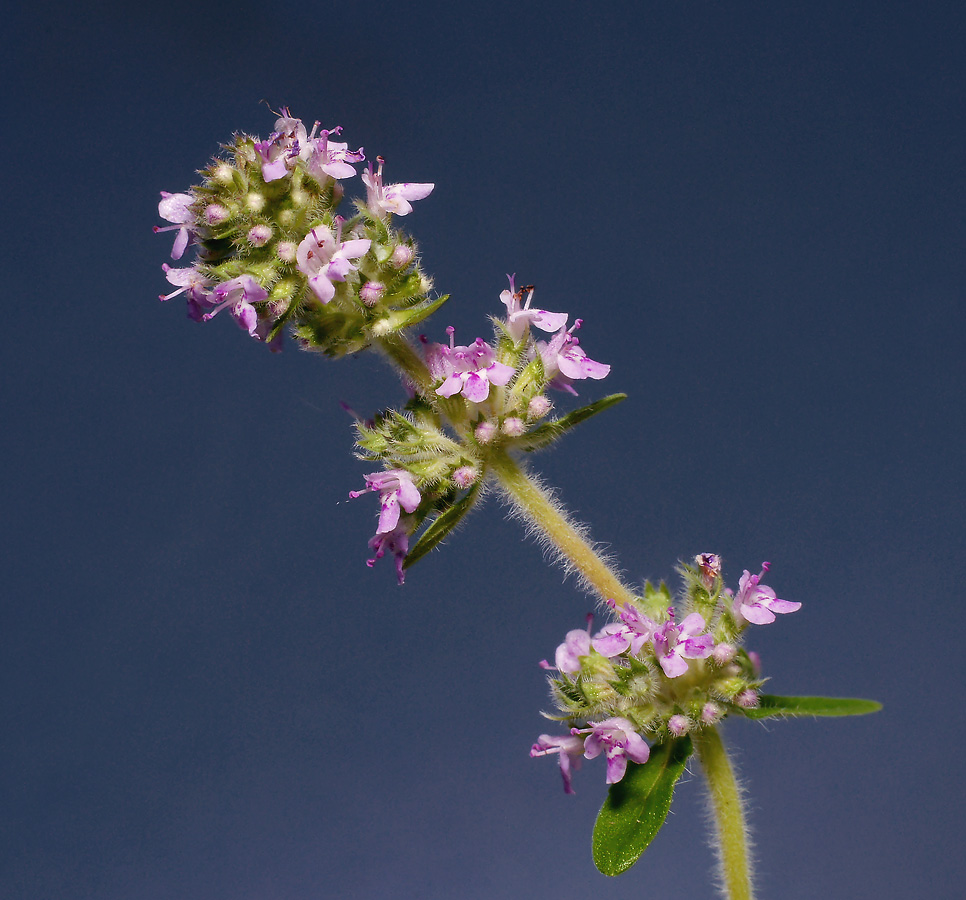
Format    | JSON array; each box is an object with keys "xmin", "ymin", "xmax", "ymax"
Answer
[{"xmin": 3, "ymin": 2, "xmax": 963, "ymax": 897}]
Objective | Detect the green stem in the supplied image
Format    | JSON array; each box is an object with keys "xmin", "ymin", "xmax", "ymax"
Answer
[
  {"xmin": 487, "ymin": 447, "xmax": 639, "ymax": 607},
  {"xmin": 692, "ymin": 726, "xmax": 755, "ymax": 900},
  {"xmin": 376, "ymin": 333, "xmax": 434, "ymax": 394}
]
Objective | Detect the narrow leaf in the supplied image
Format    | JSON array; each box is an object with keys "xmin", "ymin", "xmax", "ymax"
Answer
[
  {"xmin": 403, "ymin": 480, "xmax": 482, "ymax": 569},
  {"xmin": 382, "ymin": 294, "xmax": 449, "ymax": 333},
  {"xmin": 739, "ymin": 695, "xmax": 883, "ymax": 720},
  {"xmin": 516, "ymin": 393, "xmax": 627, "ymax": 452},
  {"xmin": 592, "ymin": 736, "xmax": 693, "ymax": 876}
]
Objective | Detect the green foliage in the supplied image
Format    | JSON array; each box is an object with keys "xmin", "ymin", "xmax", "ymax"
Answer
[
  {"xmin": 592, "ymin": 736, "xmax": 693, "ymax": 876},
  {"xmin": 514, "ymin": 393, "xmax": 627, "ymax": 452},
  {"xmin": 404, "ymin": 480, "xmax": 483, "ymax": 569},
  {"xmin": 738, "ymin": 695, "xmax": 883, "ymax": 719}
]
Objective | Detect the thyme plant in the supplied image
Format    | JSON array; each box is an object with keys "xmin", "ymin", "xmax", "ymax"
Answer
[{"xmin": 156, "ymin": 109, "xmax": 880, "ymax": 899}]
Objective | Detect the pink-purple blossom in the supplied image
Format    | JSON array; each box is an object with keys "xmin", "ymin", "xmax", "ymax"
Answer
[
  {"xmin": 366, "ymin": 522, "xmax": 411, "ymax": 585},
  {"xmin": 592, "ymin": 599, "xmax": 657, "ymax": 658},
  {"xmin": 349, "ymin": 469, "xmax": 421, "ymax": 534},
  {"xmin": 362, "ymin": 157, "xmax": 434, "ymax": 217},
  {"xmin": 428, "ymin": 329, "xmax": 515, "ymax": 403},
  {"xmin": 154, "ymin": 191, "xmax": 195, "ymax": 260},
  {"xmin": 575, "ymin": 717, "xmax": 650, "ymax": 784},
  {"xmin": 201, "ymin": 275, "xmax": 269, "ymax": 336},
  {"xmin": 733, "ymin": 563, "xmax": 801, "ymax": 625},
  {"xmin": 537, "ymin": 319, "xmax": 610, "ymax": 395},
  {"xmin": 499, "ymin": 277, "xmax": 568, "ymax": 342},
  {"xmin": 296, "ymin": 224, "xmax": 371, "ymax": 304},
  {"xmin": 530, "ymin": 733, "xmax": 585, "ymax": 794},
  {"xmin": 652, "ymin": 611, "xmax": 715, "ymax": 678}
]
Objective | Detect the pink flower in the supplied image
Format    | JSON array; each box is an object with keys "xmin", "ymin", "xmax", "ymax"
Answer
[
  {"xmin": 576, "ymin": 717, "xmax": 650, "ymax": 785},
  {"xmin": 201, "ymin": 275, "xmax": 268, "ymax": 336},
  {"xmin": 499, "ymin": 276, "xmax": 568, "ymax": 342},
  {"xmin": 366, "ymin": 522, "xmax": 411, "ymax": 585},
  {"xmin": 154, "ymin": 191, "xmax": 195, "ymax": 260},
  {"xmin": 430, "ymin": 329, "xmax": 515, "ymax": 403},
  {"xmin": 254, "ymin": 111, "xmax": 310, "ymax": 182},
  {"xmin": 537, "ymin": 319, "xmax": 610, "ymax": 395},
  {"xmin": 591, "ymin": 599, "xmax": 657, "ymax": 658},
  {"xmin": 304, "ymin": 125, "xmax": 365, "ymax": 181},
  {"xmin": 530, "ymin": 733, "xmax": 585, "ymax": 794},
  {"xmin": 296, "ymin": 224, "xmax": 371, "ymax": 304},
  {"xmin": 652, "ymin": 610, "xmax": 714, "ymax": 678},
  {"xmin": 349, "ymin": 469, "xmax": 421, "ymax": 534},
  {"xmin": 733, "ymin": 563, "xmax": 801, "ymax": 625},
  {"xmin": 362, "ymin": 156, "xmax": 434, "ymax": 217}
]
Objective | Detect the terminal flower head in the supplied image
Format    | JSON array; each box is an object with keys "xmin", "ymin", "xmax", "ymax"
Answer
[
  {"xmin": 733, "ymin": 562, "xmax": 801, "ymax": 625},
  {"xmin": 362, "ymin": 156, "xmax": 434, "ymax": 218}
]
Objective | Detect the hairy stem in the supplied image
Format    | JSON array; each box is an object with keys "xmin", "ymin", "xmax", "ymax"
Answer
[
  {"xmin": 488, "ymin": 447, "xmax": 638, "ymax": 607},
  {"xmin": 693, "ymin": 726, "xmax": 755, "ymax": 900},
  {"xmin": 376, "ymin": 333, "xmax": 434, "ymax": 394}
]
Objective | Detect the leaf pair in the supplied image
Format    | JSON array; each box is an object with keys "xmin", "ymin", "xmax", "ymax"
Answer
[{"xmin": 591, "ymin": 696, "xmax": 881, "ymax": 876}]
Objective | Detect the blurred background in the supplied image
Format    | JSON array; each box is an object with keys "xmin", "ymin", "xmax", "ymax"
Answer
[{"xmin": 2, "ymin": 1, "xmax": 964, "ymax": 897}]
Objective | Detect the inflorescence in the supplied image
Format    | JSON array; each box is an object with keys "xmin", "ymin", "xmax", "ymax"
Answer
[
  {"xmin": 157, "ymin": 110, "xmax": 611, "ymax": 584},
  {"xmin": 531, "ymin": 557, "xmax": 800, "ymax": 793}
]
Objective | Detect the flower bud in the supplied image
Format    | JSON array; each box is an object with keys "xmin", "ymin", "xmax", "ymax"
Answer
[
  {"xmin": 247, "ymin": 224, "xmax": 273, "ymax": 247},
  {"xmin": 502, "ymin": 416, "xmax": 525, "ymax": 437},
  {"xmin": 213, "ymin": 163, "xmax": 234, "ymax": 184},
  {"xmin": 527, "ymin": 394, "xmax": 552, "ymax": 419},
  {"xmin": 246, "ymin": 192, "xmax": 266, "ymax": 212},
  {"xmin": 391, "ymin": 244, "xmax": 414, "ymax": 269},
  {"xmin": 701, "ymin": 702, "xmax": 724, "ymax": 724},
  {"xmin": 668, "ymin": 714, "xmax": 690, "ymax": 737},
  {"xmin": 475, "ymin": 420, "xmax": 497, "ymax": 444},
  {"xmin": 735, "ymin": 689, "xmax": 759, "ymax": 709},
  {"xmin": 277, "ymin": 241, "xmax": 297, "ymax": 263},
  {"xmin": 204, "ymin": 203, "xmax": 229, "ymax": 225},
  {"xmin": 360, "ymin": 281, "xmax": 385, "ymax": 307},
  {"xmin": 452, "ymin": 465, "xmax": 479, "ymax": 489},
  {"xmin": 712, "ymin": 643, "xmax": 737, "ymax": 665}
]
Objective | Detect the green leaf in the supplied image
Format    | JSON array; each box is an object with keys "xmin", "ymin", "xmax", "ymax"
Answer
[
  {"xmin": 592, "ymin": 736, "xmax": 693, "ymax": 876},
  {"xmin": 403, "ymin": 480, "xmax": 482, "ymax": 569},
  {"xmin": 515, "ymin": 393, "xmax": 627, "ymax": 452},
  {"xmin": 738, "ymin": 695, "xmax": 883, "ymax": 719},
  {"xmin": 380, "ymin": 294, "xmax": 449, "ymax": 333}
]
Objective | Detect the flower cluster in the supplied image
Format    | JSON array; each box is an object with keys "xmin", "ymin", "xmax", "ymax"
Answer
[
  {"xmin": 156, "ymin": 109, "xmax": 437, "ymax": 355},
  {"xmin": 157, "ymin": 113, "xmax": 617, "ymax": 584},
  {"xmin": 531, "ymin": 557, "xmax": 800, "ymax": 792},
  {"xmin": 349, "ymin": 277, "xmax": 612, "ymax": 579}
]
